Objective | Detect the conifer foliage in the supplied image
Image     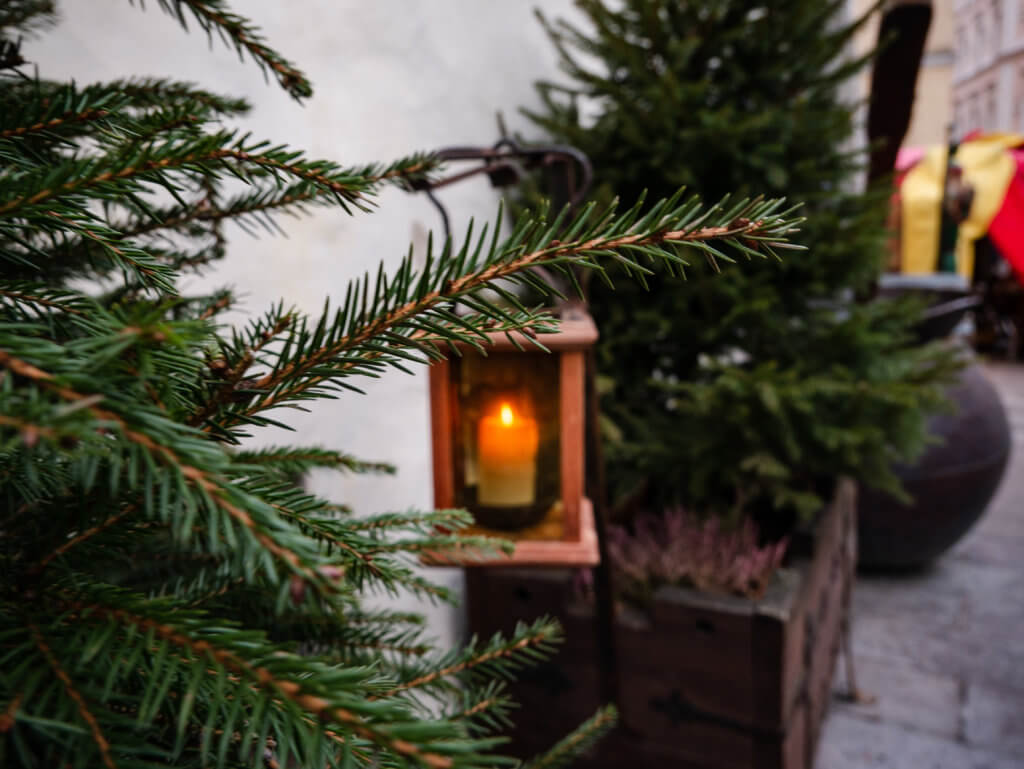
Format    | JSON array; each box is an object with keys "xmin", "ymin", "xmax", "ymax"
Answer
[
  {"xmin": 526, "ymin": 0, "xmax": 960, "ymax": 521},
  {"xmin": 0, "ymin": 3, "xmax": 801, "ymax": 768}
]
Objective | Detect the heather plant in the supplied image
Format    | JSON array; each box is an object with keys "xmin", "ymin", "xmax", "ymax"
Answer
[{"xmin": 607, "ymin": 510, "xmax": 789, "ymax": 604}]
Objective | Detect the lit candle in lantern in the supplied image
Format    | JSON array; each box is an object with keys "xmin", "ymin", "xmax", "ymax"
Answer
[{"xmin": 476, "ymin": 400, "xmax": 539, "ymax": 507}]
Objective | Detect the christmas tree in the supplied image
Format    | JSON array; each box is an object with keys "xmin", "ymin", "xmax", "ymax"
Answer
[
  {"xmin": 525, "ymin": 0, "xmax": 959, "ymax": 524},
  {"xmin": 0, "ymin": 2, "xmax": 801, "ymax": 767}
]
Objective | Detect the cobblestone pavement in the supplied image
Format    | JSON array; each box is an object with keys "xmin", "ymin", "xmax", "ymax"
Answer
[{"xmin": 816, "ymin": 363, "xmax": 1024, "ymax": 769}]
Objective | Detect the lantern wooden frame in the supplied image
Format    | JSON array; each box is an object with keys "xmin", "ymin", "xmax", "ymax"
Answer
[{"xmin": 427, "ymin": 309, "xmax": 599, "ymax": 566}]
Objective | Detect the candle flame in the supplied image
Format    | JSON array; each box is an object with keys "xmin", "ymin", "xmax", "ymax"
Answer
[{"xmin": 499, "ymin": 403, "xmax": 515, "ymax": 426}]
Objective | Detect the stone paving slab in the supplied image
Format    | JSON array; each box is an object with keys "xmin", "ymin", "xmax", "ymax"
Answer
[
  {"xmin": 815, "ymin": 363, "xmax": 1024, "ymax": 768},
  {"xmin": 817, "ymin": 711, "xmax": 1021, "ymax": 769},
  {"xmin": 965, "ymin": 684, "xmax": 1024, "ymax": 759},
  {"xmin": 829, "ymin": 655, "xmax": 962, "ymax": 740}
]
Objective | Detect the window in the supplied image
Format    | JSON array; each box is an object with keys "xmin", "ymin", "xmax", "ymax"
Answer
[{"xmin": 986, "ymin": 83, "xmax": 998, "ymax": 130}]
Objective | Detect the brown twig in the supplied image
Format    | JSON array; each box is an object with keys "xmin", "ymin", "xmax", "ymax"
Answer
[
  {"xmin": 198, "ymin": 294, "xmax": 234, "ymax": 321},
  {"xmin": 0, "ymin": 288, "xmax": 85, "ymax": 315},
  {"xmin": 0, "ymin": 693, "xmax": 23, "ymax": 733},
  {"xmin": 29, "ymin": 622, "xmax": 117, "ymax": 769},
  {"xmin": 450, "ymin": 696, "xmax": 500, "ymax": 722},
  {"xmin": 0, "ymin": 107, "xmax": 110, "ymax": 139},
  {"xmin": 188, "ymin": 313, "xmax": 294, "ymax": 427},
  {"xmin": 31, "ymin": 506, "xmax": 135, "ymax": 576}
]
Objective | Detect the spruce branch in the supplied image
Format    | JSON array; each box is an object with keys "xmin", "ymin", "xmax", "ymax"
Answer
[
  {"xmin": 191, "ymin": 307, "xmax": 297, "ymax": 427},
  {"xmin": 0, "ymin": 349, "xmax": 345, "ymax": 597},
  {"xmin": 344, "ymin": 510, "xmax": 479, "ymax": 534},
  {"xmin": 377, "ymin": 619, "xmax": 563, "ymax": 700},
  {"xmin": 42, "ymin": 209, "xmax": 177, "ymax": 292},
  {"xmin": 0, "ymin": 283, "xmax": 88, "ymax": 316},
  {"xmin": 0, "ymin": 39, "xmax": 25, "ymax": 72},
  {"xmin": 108, "ymin": 77, "xmax": 251, "ymax": 115},
  {"xmin": 28, "ymin": 622, "xmax": 117, "ymax": 769},
  {"xmin": 117, "ymin": 152, "xmax": 440, "ymax": 242},
  {"xmin": 445, "ymin": 681, "xmax": 515, "ymax": 736},
  {"xmin": 0, "ymin": 106, "xmax": 112, "ymax": 140},
  {"xmin": 0, "ymin": 1, "xmax": 56, "ymax": 37},
  {"xmin": 254, "ymin": 490, "xmax": 470, "ymax": 600},
  {"xmin": 203, "ymin": 193, "xmax": 800, "ymax": 435},
  {"xmin": 61, "ymin": 592, "xmax": 481, "ymax": 769},
  {"xmin": 0, "ymin": 132, "xmax": 434, "ymax": 228},
  {"xmin": 0, "ymin": 80, "xmax": 239, "ymax": 149},
  {"xmin": 144, "ymin": 1, "xmax": 312, "ymax": 100},
  {"xmin": 232, "ymin": 446, "xmax": 395, "ymax": 477},
  {"xmin": 31, "ymin": 505, "xmax": 136, "ymax": 576},
  {"xmin": 520, "ymin": 706, "xmax": 617, "ymax": 769}
]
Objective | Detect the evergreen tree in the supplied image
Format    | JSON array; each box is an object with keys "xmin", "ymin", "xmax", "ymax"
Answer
[
  {"xmin": 0, "ymin": 3, "xmax": 801, "ymax": 767},
  {"xmin": 525, "ymin": 0, "xmax": 959, "ymax": 523}
]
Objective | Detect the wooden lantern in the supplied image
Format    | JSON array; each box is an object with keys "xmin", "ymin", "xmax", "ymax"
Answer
[{"xmin": 427, "ymin": 306, "xmax": 599, "ymax": 565}]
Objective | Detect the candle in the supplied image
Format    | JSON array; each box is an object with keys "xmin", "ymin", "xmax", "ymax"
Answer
[{"xmin": 477, "ymin": 400, "xmax": 539, "ymax": 507}]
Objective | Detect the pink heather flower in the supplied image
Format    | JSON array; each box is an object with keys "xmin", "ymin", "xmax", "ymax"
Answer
[{"xmin": 606, "ymin": 507, "xmax": 789, "ymax": 603}]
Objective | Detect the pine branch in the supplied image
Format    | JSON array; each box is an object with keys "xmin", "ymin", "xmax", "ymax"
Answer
[
  {"xmin": 0, "ymin": 1, "xmax": 56, "ymax": 36},
  {"xmin": 0, "ymin": 133, "xmax": 430, "ymax": 223},
  {"xmin": 0, "ymin": 348, "xmax": 345, "ymax": 598},
  {"xmin": 344, "ymin": 510, "xmax": 478, "ymax": 534},
  {"xmin": 0, "ymin": 283, "xmax": 88, "ymax": 316},
  {"xmin": 0, "ymin": 106, "xmax": 112, "ymax": 140},
  {"xmin": 445, "ymin": 681, "xmax": 515, "ymax": 737},
  {"xmin": 377, "ymin": 619, "xmax": 562, "ymax": 700},
  {"xmin": 252, "ymin": 488, "xmax": 470, "ymax": 600},
  {"xmin": 62, "ymin": 592, "xmax": 478, "ymax": 769},
  {"xmin": 520, "ymin": 705, "xmax": 617, "ymax": 769},
  {"xmin": 203, "ymin": 193, "xmax": 800, "ymax": 435},
  {"xmin": 144, "ymin": 1, "xmax": 312, "ymax": 100},
  {"xmin": 232, "ymin": 446, "xmax": 395, "ymax": 477},
  {"xmin": 0, "ymin": 79, "xmax": 245, "ymax": 151},
  {"xmin": 190, "ymin": 307, "xmax": 297, "ymax": 427},
  {"xmin": 28, "ymin": 622, "xmax": 117, "ymax": 769},
  {"xmin": 31, "ymin": 505, "xmax": 135, "ymax": 576},
  {"xmin": 117, "ymin": 152, "xmax": 440, "ymax": 242},
  {"xmin": 42, "ymin": 209, "xmax": 177, "ymax": 292},
  {"xmin": 108, "ymin": 78, "xmax": 251, "ymax": 115},
  {"xmin": 0, "ymin": 39, "xmax": 26, "ymax": 72}
]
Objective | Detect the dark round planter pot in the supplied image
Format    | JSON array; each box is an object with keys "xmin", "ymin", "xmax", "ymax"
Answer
[{"xmin": 857, "ymin": 359, "xmax": 1011, "ymax": 569}]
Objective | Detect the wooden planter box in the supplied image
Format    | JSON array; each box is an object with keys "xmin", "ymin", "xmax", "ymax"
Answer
[{"xmin": 465, "ymin": 479, "xmax": 857, "ymax": 768}]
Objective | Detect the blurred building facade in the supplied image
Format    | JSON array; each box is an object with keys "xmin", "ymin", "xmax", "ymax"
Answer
[
  {"xmin": 953, "ymin": 0, "xmax": 1024, "ymax": 137},
  {"xmin": 910, "ymin": 0, "xmax": 957, "ymax": 145}
]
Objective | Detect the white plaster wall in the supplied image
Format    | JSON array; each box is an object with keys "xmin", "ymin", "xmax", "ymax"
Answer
[{"xmin": 29, "ymin": 0, "xmax": 580, "ymax": 648}]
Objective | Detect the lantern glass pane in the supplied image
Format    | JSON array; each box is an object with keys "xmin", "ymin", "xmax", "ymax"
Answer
[{"xmin": 452, "ymin": 351, "xmax": 561, "ymax": 538}]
